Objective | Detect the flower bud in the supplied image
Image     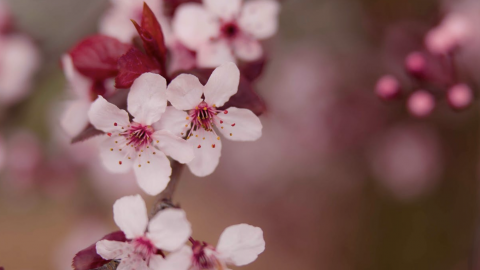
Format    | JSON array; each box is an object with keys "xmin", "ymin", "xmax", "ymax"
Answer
[
  {"xmin": 447, "ymin": 83, "xmax": 473, "ymax": 110},
  {"xmin": 407, "ymin": 90, "xmax": 435, "ymax": 117},
  {"xmin": 375, "ymin": 75, "xmax": 401, "ymax": 100},
  {"xmin": 405, "ymin": 52, "xmax": 427, "ymax": 78}
]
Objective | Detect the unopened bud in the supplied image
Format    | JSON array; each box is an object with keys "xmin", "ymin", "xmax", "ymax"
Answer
[
  {"xmin": 375, "ymin": 75, "xmax": 401, "ymax": 100},
  {"xmin": 447, "ymin": 83, "xmax": 473, "ymax": 110},
  {"xmin": 405, "ymin": 52, "xmax": 427, "ymax": 78},
  {"xmin": 407, "ymin": 90, "xmax": 435, "ymax": 117}
]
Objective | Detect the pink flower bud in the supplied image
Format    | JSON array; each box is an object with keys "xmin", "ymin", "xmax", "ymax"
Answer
[
  {"xmin": 447, "ymin": 83, "xmax": 473, "ymax": 110},
  {"xmin": 407, "ymin": 90, "xmax": 435, "ymax": 117},
  {"xmin": 425, "ymin": 15, "xmax": 470, "ymax": 54},
  {"xmin": 405, "ymin": 52, "xmax": 427, "ymax": 77},
  {"xmin": 375, "ymin": 75, "xmax": 401, "ymax": 100}
]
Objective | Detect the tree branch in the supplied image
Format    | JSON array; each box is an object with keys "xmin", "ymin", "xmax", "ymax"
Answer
[
  {"xmin": 90, "ymin": 261, "xmax": 119, "ymax": 270},
  {"xmin": 150, "ymin": 160, "xmax": 184, "ymax": 217}
]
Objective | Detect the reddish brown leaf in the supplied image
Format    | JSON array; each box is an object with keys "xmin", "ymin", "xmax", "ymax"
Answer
[
  {"xmin": 238, "ymin": 56, "xmax": 267, "ymax": 82},
  {"xmin": 72, "ymin": 231, "xmax": 127, "ymax": 270},
  {"xmin": 116, "ymin": 47, "xmax": 160, "ymax": 88},
  {"xmin": 70, "ymin": 35, "xmax": 132, "ymax": 80}
]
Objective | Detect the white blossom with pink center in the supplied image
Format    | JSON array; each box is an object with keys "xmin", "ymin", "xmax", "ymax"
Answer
[
  {"xmin": 172, "ymin": 0, "xmax": 281, "ymax": 67},
  {"xmin": 0, "ymin": 34, "xmax": 40, "ymax": 106},
  {"xmin": 165, "ymin": 62, "xmax": 262, "ymax": 177},
  {"xmin": 60, "ymin": 54, "xmax": 113, "ymax": 137},
  {"xmin": 96, "ymin": 195, "xmax": 192, "ymax": 270},
  {"xmin": 159, "ymin": 224, "xmax": 265, "ymax": 270},
  {"xmin": 99, "ymin": 0, "xmax": 166, "ymax": 43},
  {"xmin": 88, "ymin": 73, "xmax": 194, "ymax": 195}
]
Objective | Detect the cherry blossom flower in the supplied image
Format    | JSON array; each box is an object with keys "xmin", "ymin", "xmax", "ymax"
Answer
[
  {"xmin": 0, "ymin": 34, "xmax": 40, "ymax": 106},
  {"xmin": 165, "ymin": 62, "xmax": 263, "ymax": 176},
  {"xmin": 88, "ymin": 73, "xmax": 194, "ymax": 195},
  {"xmin": 60, "ymin": 54, "xmax": 115, "ymax": 137},
  {"xmin": 99, "ymin": 0, "xmax": 165, "ymax": 43},
  {"xmin": 172, "ymin": 0, "xmax": 281, "ymax": 67},
  {"xmin": 160, "ymin": 224, "xmax": 265, "ymax": 270},
  {"xmin": 96, "ymin": 195, "xmax": 192, "ymax": 269}
]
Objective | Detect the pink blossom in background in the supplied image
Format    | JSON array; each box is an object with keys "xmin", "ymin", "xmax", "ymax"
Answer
[
  {"xmin": 405, "ymin": 51, "xmax": 427, "ymax": 76},
  {"xmin": 375, "ymin": 75, "xmax": 401, "ymax": 100},
  {"xmin": 425, "ymin": 14, "xmax": 470, "ymax": 55},
  {"xmin": 370, "ymin": 124, "xmax": 442, "ymax": 200},
  {"xmin": 447, "ymin": 83, "xmax": 473, "ymax": 110},
  {"xmin": 0, "ymin": 34, "xmax": 40, "ymax": 106},
  {"xmin": 99, "ymin": 0, "xmax": 165, "ymax": 43},
  {"xmin": 407, "ymin": 90, "xmax": 435, "ymax": 117},
  {"xmin": 60, "ymin": 54, "xmax": 115, "ymax": 138},
  {"xmin": 161, "ymin": 224, "xmax": 265, "ymax": 270},
  {"xmin": 173, "ymin": 0, "xmax": 280, "ymax": 67}
]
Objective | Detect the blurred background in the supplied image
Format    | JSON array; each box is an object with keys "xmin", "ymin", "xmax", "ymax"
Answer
[{"xmin": 0, "ymin": 0, "xmax": 479, "ymax": 269}]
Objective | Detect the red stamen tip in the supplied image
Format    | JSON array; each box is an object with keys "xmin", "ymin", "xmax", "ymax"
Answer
[
  {"xmin": 224, "ymin": 110, "xmax": 228, "ymax": 114},
  {"xmin": 114, "ymin": 122, "xmax": 118, "ymax": 126},
  {"xmin": 197, "ymin": 145, "xmax": 201, "ymax": 149},
  {"xmin": 220, "ymin": 120, "xmax": 224, "ymax": 124},
  {"xmin": 119, "ymin": 161, "xmax": 122, "ymax": 165},
  {"xmin": 231, "ymin": 123, "xmax": 236, "ymax": 127},
  {"xmin": 212, "ymin": 144, "xmax": 216, "ymax": 148},
  {"xmin": 107, "ymin": 133, "xmax": 112, "ymax": 137}
]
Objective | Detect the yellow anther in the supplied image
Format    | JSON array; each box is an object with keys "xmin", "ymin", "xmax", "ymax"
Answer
[
  {"xmin": 230, "ymin": 133, "xmax": 232, "ymax": 136},
  {"xmin": 217, "ymin": 137, "xmax": 220, "ymax": 140},
  {"xmin": 138, "ymin": 165, "xmax": 141, "ymax": 168},
  {"xmin": 195, "ymin": 135, "xmax": 198, "ymax": 137},
  {"xmin": 203, "ymin": 137, "xmax": 205, "ymax": 140},
  {"xmin": 156, "ymin": 140, "xmax": 159, "ymax": 143},
  {"xmin": 153, "ymin": 152, "xmax": 156, "ymax": 155},
  {"xmin": 186, "ymin": 116, "xmax": 190, "ymax": 120},
  {"xmin": 110, "ymin": 148, "xmax": 113, "ymax": 151},
  {"xmin": 203, "ymin": 107, "xmax": 207, "ymax": 110},
  {"xmin": 147, "ymin": 161, "xmax": 150, "ymax": 164}
]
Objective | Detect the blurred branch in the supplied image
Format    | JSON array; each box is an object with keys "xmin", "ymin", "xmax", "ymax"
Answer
[
  {"xmin": 91, "ymin": 261, "xmax": 119, "ymax": 270},
  {"xmin": 150, "ymin": 160, "xmax": 184, "ymax": 217}
]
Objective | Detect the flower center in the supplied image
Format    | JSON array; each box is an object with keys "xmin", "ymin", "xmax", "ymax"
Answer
[
  {"xmin": 220, "ymin": 22, "xmax": 240, "ymax": 39},
  {"xmin": 121, "ymin": 122, "xmax": 154, "ymax": 151},
  {"xmin": 183, "ymin": 101, "xmax": 236, "ymax": 149},
  {"xmin": 192, "ymin": 242, "xmax": 223, "ymax": 270},
  {"xmin": 132, "ymin": 236, "xmax": 156, "ymax": 261}
]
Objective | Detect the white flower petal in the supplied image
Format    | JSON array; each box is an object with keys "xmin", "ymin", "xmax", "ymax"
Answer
[
  {"xmin": 60, "ymin": 100, "xmax": 91, "ymax": 137},
  {"xmin": 99, "ymin": 7, "xmax": 137, "ymax": 43},
  {"xmin": 99, "ymin": 136, "xmax": 134, "ymax": 174},
  {"xmin": 134, "ymin": 149, "xmax": 172, "ymax": 196},
  {"xmin": 96, "ymin": 240, "xmax": 130, "ymax": 260},
  {"xmin": 152, "ymin": 107, "xmax": 190, "ymax": 137},
  {"xmin": 203, "ymin": 62, "xmax": 240, "ymax": 107},
  {"xmin": 204, "ymin": 0, "xmax": 242, "ymax": 20},
  {"xmin": 147, "ymin": 209, "xmax": 192, "ymax": 252},
  {"xmin": 216, "ymin": 224, "xmax": 265, "ymax": 266},
  {"xmin": 128, "ymin": 73, "xmax": 168, "ymax": 125},
  {"xmin": 166, "ymin": 74, "xmax": 203, "ymax": 110},
  {"xmin": 233, "ymin": 36, "xmax": 263, "ymax": 62},
  {"xmin": 113, "ymin": 195, "xmax": 149, "ymax": 239},
  {"xmin": 88, "ymin": 96, "xmax": 130, "ymax": 133},
  {"xmin": 152, "ymin": 130, "xmax": 194, "ymax": 164},
  {"xmin": 186, "ymin": 131, "xmax": 222, "ymax": 177},
  {"xmin": 160, "ymin": 246, "xmax": 193, "ymax": 270},
  {"xmin": 148, "ymin": 254, "xmax": 167, "ymax": 270},
  {"xmin": 239, "ymin": 0, "xmax": 280, "ymax": 39},
  {"xmin": 217, "ymin": 107, "xmax": 262, "ymax": 141},
  {"xmin": 197, "ymin": 40, "xmax": 236, "ymax": 68},
  {"xmin": 62, "ymin": 54, "xmax": 91, "ymax": 100},
  {"xmin": 172, "ymin": 3, "xmax": 219, "ymax": 51}
]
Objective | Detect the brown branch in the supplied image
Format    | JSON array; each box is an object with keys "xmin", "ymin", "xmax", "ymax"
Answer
[{"xmin": 91, "ymin": 261, "xmax": 119, "ymax": 270}]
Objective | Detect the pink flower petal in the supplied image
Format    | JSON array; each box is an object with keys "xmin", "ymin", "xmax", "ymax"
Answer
[
  {"xmin": 152, "ymin": 106, "xmax": 190, "ymax": 137},
  {"xmin": 152, "ymin": 130, "xmax": 194, "ymax": 164},
  {"xmin": 239, "ymin": 0, "xmax": 280, "ymax": 39},
  {"xmin": 216, "ymin": 224, "xmax": 265, "ymax": 266},
  {"xmin": 233, "ymin": 36, "xmax": 263, "ymax": 62},
  {"xmin": 166, "ymin": 74, "xmax": 204, "ymax": 110},
  {"xmin": 88, "ymin": 96, "xmax": 130, "ymax": 133},
  {"xmin": 197, "ymin": 40, "xmax": 236, "ymax": 68},
  {"xmin": 113, "ymin": 195, "xmax": 149, "ymax": 239},
  {"xmin": 133, "ymin": 150, "xmax": 172, "ymax": 195},
  {"xmin": 186, "ymin": 131, "xmax": 222, "ymax": 177},
  {"xmin": 204, "ymin": 0, "xmax": 242, "ymax": 21},
  {"xmin": 217, "ymin": 107, "xmax": 262, "ymax": 141},
  {"xmin": 147, "ymin": 209, "xmax": 192, "ymax": 252},
  {"xmin": 204, "ymin": 62, "xmax": 240, "ymax": 107},
  {"xmin": 128, "ymin": 73, "xmax": 168, "ymax": 125}
]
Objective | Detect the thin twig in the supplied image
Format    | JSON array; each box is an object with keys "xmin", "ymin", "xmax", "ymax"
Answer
[{"xmin": 90, "ymin": 261, "xmax": 119, "ymax": 270}]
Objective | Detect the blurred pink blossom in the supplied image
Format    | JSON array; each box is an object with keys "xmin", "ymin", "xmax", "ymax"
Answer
[
  {"xmin": 370, "ymin": 124, "xmax": 442, "ymax": 200},
  {"xmin": 425, "ymin": 14, "xmax": 470, "ymax": 55},
  {"xmin": 407, "ymin": 90, "xmax": 435, "ymax": 117},
  {"xmin": 405, "ymin": 51, "xmax": 427, "ymax": 76},
  {"xmin": 173, "ymin": 0, "xmax": 280, "ymax": 67},
  {"xmin": 375, "ymin": 75, "xmax": 401, "ymax": 100},
  {"xmin": 447, "ymin": 83, "xmax": 473, "ymax": 110},
  {"xmin": 0, "ymin": 34, "xmax": 40, "ymax": 106}
]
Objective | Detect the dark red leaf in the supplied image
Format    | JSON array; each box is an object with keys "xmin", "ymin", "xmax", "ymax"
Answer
[
  {"xmin": 116, "ymin": 47, "xmax": 160, "ymax": 88},
  {"xmin": 171, "ymin": 68, "xmax": 266, "ymax": 115},
  {"xmin": 72, "ymin": 231, "xmax": 127, "ymax": 270},
  {"xmin": 70, "ymin": 35, "xmax": 132, "ymax": 80},
  {"xmin": 130, "ymin": 3, "xmax": 167, "ymax": 76}
]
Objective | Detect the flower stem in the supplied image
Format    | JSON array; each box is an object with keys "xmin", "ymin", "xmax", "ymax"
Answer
[{"xmin": 149, "ymin": 160, "xmax": 185, "ymax": 218}]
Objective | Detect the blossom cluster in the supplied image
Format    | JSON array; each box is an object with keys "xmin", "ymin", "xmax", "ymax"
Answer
[
  {"xmin": 63, "ymin": 1, "xmax": 280, "ymax": 269},
  {"xmin": 374, "ymin": 10, "xmax": 475, "ymax": 118}
]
